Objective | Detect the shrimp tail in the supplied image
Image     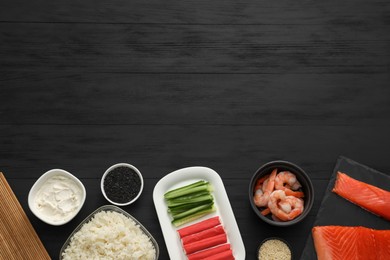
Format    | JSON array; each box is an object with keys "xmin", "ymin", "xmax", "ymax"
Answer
[
  {"xmin": 261, "ymin": 207, "xmax": 271, "ymax": 216},
  {"xmin": 285, "ymin": 189, "xmax": 305, "ymax": 198},
  {"xmin": 254, "ymin": 174, "xmax": 269, "ymax": 191}
]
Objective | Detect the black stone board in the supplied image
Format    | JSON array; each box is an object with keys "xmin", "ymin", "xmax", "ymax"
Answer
[{"xmin": 301, "ymin": 156, "xmax": 390, "ymax": 259}]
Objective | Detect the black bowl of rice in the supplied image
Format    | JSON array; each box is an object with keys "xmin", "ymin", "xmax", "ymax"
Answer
[
  {"xmin": 257, "ymin": 237, "xmax": 292, "ymax": 260},
  {"xmin": 59, "ymin": 205, "xmax": 159, "ymax": 260}
]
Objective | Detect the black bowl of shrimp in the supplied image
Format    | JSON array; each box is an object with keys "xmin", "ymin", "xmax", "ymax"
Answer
[{"xmin": 249, "ymin": 160, "xmax": 314, "ymax": 226}]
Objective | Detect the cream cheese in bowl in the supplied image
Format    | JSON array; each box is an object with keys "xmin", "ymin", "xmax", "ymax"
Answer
[{"xmin": 29, "ymin": 169, "xmax": 86, "ymax": 225}]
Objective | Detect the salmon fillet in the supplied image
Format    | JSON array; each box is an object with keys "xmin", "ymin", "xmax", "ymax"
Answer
[
  {"xmin": 312, "ymin": 226, "xmax": 390, "ymax": 260},
  {"xmin": 332, "ymin": 171, "xmax": 390, "ymax": 220}
]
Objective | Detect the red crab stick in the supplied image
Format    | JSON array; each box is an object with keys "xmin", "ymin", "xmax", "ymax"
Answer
[
  {"xmin": 187, "ymin": 244, "xmax": 231, "ymax": 260},
  {"xmin": 203, "ymin": 249, "xmax": 235, "ymax": 260},
  {"xmin": 184, "ymin": 233, "xmax": 227, "ymax": 254},
  {"xmin": 182, "ymin": 225, "xmax": 225, "ymax": 245},
  {"xmin": 178, "ymin": 216, "xmax": 221, "ymax": 238}
]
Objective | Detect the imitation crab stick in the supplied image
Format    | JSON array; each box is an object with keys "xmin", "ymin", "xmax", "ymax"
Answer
[
  {"xmin": 332, "ymin": 172, "xmax": 390, "ymax": 220},
  {"xmin": 178, "ymin": 216, "xmax": 221, "ymax": 238},
  {"xmin": 182, "ymin": 225, "xmax": 225, "ymax": 245},
  {"xmin": 187, "ymin": 244, "xmax": 231, "ymax": 260},
  {"xmin": 183, "ymin": 233, "xmax": 227, "ymax": 254},
  {"xmin": 202, "ymin": 249, "xmax": 235, "ymax": 260}
]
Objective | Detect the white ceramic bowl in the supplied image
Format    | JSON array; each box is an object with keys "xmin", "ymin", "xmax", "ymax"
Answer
[
  {"xmin": 28, "ymin": 169, "xmax": 86, "ymax": 226},
  {"xmin": 101, "ymin": 163, "xmax": 144, "ymax": 206}
]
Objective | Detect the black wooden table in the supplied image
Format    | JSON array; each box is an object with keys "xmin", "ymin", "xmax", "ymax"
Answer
[{"xmin": 1, "ymin": 1, "xmax": 389, "ymax": 259}]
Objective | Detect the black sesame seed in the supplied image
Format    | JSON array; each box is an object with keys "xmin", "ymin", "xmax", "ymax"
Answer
[{"xmin": 104, "ymin": 166, "xmax": 141, "ymax": 203}]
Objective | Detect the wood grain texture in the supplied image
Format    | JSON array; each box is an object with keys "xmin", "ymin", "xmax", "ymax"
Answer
[
  {"xmin": 1, "ymin": 125, "xmax": 390, "ymax": 180},
  {"xmin": 1, "ymin": 23, "xmax": 388, "ymax": 75},
  {"xmin": 0, "ymin": 173, "xmax": 50, "ymax": 260},
  {"xmin": 0, "ymin": 0, "xmax": 388, "ymax": 24},
  {"xmin": 1, "ymin": 74, "xmax": 390, "ymax": 125},
  {"xmin": 0, "ymin": 0, "xmax": 389, "ymax": 259}
]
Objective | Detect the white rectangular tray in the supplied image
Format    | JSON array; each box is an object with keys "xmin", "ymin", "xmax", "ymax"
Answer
[{"xmin": 153, "ymin": 166, "xmax": 246, "ymax": 260}]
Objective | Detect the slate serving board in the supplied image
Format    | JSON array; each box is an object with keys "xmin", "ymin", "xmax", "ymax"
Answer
[{"xmin": 300, "ymin": 156, "xmax": 390, "ymax": 259}]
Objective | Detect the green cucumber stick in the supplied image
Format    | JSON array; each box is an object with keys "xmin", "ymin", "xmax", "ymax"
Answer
[
  {"xmin": 167, "ymin": 194, "xmax": 213, "ymax": 207},
  {"xmin": 172, "ymin": 206, "xmax": 216, "ymax": 227},
  {"xmin": 168, "ymin": 199, "xmax": 214, "ymax": 215},
  {"xmin": 164, "ymin": 181, "xmax": 211, "ymax": 200},
  {"xmin": 167, "ymin": 190, "xmax": 210, "ymax": 204},
  {"xmin": 171, "ymin": 202, "xmax": 214, "ymax": 220}
]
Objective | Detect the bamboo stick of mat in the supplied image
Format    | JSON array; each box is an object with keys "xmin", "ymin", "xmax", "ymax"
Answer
[{"xmin": 0, "ymin": 172, "xmax": 51, "ymax": 260}]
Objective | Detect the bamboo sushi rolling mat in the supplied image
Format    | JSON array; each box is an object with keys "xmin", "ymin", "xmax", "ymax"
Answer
[{"xmin": 0, "ymin": 172, "xmax": 50, "ymax": 260}]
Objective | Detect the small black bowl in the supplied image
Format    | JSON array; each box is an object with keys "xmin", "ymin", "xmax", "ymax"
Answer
[
  {"xmin": 249, "ymin": 160, "xmax": 314, "ymax": 226},
  {"xmin": 257, "ymin": 237, "xmax": 293, "ymax": 260}
]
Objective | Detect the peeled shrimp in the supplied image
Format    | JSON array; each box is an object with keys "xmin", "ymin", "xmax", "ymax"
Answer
[
  {"xmin": 254, "ymin": 174, "xmax": 269, "ymax": 191},
  {"xmin": 253, "ymin": 169, "xmax": 277, "ymax": 207},
  {"xmin": 275, "ymin": 171, "xmax": 304, "ymax": 198},
  {"xmin": 268, "ymin": 190, "xmax": 304, "ymax": 221}
]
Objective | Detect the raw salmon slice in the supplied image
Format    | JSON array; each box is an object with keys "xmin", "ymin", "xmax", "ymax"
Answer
[
  {"xmin": 332, "ymin": 171, "xmax": 390, "ymax": 220},
  {"xmin": 312, "ymin": 226, "xmax": 390, "ymax": 260}
]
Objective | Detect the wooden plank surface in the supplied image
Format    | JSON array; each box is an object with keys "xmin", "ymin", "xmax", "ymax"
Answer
[
  {"xmin": 0, "ymin": 0, "xmax": 389, "ymax": 259},
  {"xmin": 1, "ymin": 125, "xmax": 390, "ymax": 180},
  {"xmin": 1, "ymin": 23, "xmax": 388, "ymax": 75},
  {"xmin": 1, "ymin": 74, "xmax": 390, "ymax": 125},
  {"xmin": 0, "ymin": 0, "xmax": 387, "ymax": 24}
]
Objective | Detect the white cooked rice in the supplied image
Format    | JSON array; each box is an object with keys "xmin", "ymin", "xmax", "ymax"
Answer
[{"xmin": 62, "ymin": 211, "xmax": 156, "ymax": 260}]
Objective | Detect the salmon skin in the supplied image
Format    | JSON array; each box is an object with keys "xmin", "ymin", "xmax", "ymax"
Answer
[
  {"xmin": 313, "ymin": 226, "xmax": 390, "ymax": 260},
  {"xmin": 332, "ymin": 171, "xmax": 390, "ymax": 221}
]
